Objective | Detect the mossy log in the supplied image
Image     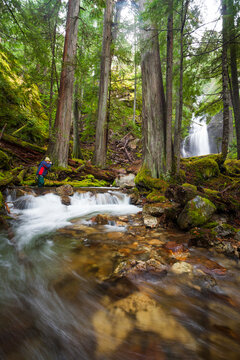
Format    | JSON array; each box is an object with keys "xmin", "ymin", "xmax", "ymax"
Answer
[
  {"xmin": 2, "ymin": 133, "xmax": 45, "ymax": 154},
  {"xmin": 0, "ymin": 166, "xmax": 23, "ymax": 189}
]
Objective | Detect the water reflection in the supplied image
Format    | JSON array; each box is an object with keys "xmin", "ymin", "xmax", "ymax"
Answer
[{"xmin": 0, "ymin": 191, "xmax": 240, "ymax": 359}]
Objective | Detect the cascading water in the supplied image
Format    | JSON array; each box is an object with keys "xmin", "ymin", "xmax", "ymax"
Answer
[
  {"xmin": 182, "ymin": 115, "xmax": 211, "ymax": 157},
  {"xmin": 1, "ymin": 190, "xmax": 240, "ymax": 359},
  {"xmin": 7, "ymin": 191, "xmax": 140, "ymax": 248}
]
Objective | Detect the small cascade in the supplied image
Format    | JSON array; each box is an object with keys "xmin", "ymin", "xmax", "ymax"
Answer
[
  {"xmin": 7, "ymin": 191, "xmax": 141, "ymax": 248},
  {"xmin": 182, "ymin": 115, "xmax": 211, "ymax": 157}
]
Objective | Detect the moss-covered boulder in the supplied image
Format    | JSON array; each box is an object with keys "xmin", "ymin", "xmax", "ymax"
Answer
[
  {"xmin": 165, "ymin": 184, "xmax": 197, "ymax": 206},
  {"xmin": 146, "ymin": 190, "xmax": 167, "ymax": 203},
  {"xmin": 186, "ymin": 158, "xmax": 220, "ymax": 183},
  {"xmin": 177, "ymin": 196, "xmax": 216, "ymax": 230},
  {"xmin": 0, "ymin": 150, "xmax": 10, "ymax": 170},
  {"xmin": 224, "ymin": 159, "xmax": 240, "ymax": 177},
  {"xmin": 135, "ymin": 166, "xmax": 168, "ymax": 192}
]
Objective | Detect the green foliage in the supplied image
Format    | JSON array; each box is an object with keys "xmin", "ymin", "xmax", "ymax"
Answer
[
  {"xmin": 0, "ymin": 150, "xmax": 10, "ymax": 170},
  {"xmin": 0, "ymin": 44, "xmax": 48, "ymax": 143}
]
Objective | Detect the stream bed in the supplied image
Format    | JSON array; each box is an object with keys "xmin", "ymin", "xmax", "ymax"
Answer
[{"xmin": 0, "ymin": 189, "xmax": 240, "ymax": 360}]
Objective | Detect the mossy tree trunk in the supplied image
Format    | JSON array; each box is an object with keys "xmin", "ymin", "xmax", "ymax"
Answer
[
  {"xmin": 221, "ymin": 0, "xmax": 230, "ymax": 160},
  {"xmin": 173, "ymin": 0, "xmax": 190, "ymax": 174},
  {"xmin": 72, "ymin": 80, "xmax": 83, "ymax": 159},
  {"xmin": 166, "ymin": 0, "xmax": 173, "ymax": 173},
  {"xmin": 139, "ymin": 0, "xmax": 166, "ymax": 178},
  {"xmin": 228, "ymin": 0, "xmax": 240, "ymax": 159},
  {"xmin": 48, "ymin": 0, "xmax": 80, "ymax": 167},
  {"xmin": 93, "ymin": 0, "xmax": 114, "ymax": 168}
]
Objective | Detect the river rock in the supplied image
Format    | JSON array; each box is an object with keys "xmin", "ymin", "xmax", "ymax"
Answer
[
  {"xmin": 114, "ymin": 173, "xmax": 135, "ymax": 188},
  {"xmin": 142, "ymin": 203, "xmax": 165, "ymax": 217},
  {"xmin": 114, "ymin": 259, "xmax": 167, "ymax": 280},
  {"xmin": 56, "ymin": 184, "xmax": 74, "ymax": 197},
  {"xmin": 187, "ymin": 256, "xmax": 226, "ymax": 276},
  {"xmin": 234, "ymin": 231, "xmax": 240, "ymax": 241},
  {"xmin": 171, "ymin": 261, "xmax": 193, "ymax": 274},
  {"xmin": 177, "ymin": 196, "xmax": 216, "ymax": 230},
  {"xmin": 61, "ymin": 195, "xmax": 71, "ymax": 206},
  {"xmin": 165, "ymin": 184, "xmax": 197, "ymax": 205},
  {"xmin": 91, "ymin": 214, "xmax": 109, "ymax": 225},
  {"xmin": 143, "ymin": 215, "xmax": 159, "ymax": 228}
]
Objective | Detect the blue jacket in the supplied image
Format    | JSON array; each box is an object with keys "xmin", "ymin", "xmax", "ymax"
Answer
[{"xmin": 36, "ymin": 161, "xmax": 52, "ymax": 177}]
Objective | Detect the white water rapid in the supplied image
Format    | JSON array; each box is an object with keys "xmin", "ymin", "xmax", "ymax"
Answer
[
  {"xmin": 7, "ymin": 191, "xmax": 141, "ymax": 248},
  {"xmin": 182, "ymin": 116, "xmax": 210, "ymax": 157}
]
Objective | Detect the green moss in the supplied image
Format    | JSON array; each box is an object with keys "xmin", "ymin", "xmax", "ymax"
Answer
[
  {"xmin": 135, "ymin": 165, "xmax": 168, "ymax": 192},
  {"xmin": 224, "ymin": 159, "xmax": 240, "ymax": 177},
  {"xmin": 178, "ymin": 196, "xmax": 216, "ymax": 229},
  {"xmin": 0, "ymin": 150, "xmax": 10, "ymax": 170},
  {"xmin": 203, "ymin": 188, "xmax": 219, "ymax": 196},
  {"xmin": 182, "ymin": 183, "xmax": 197, "ymax": 192},
  {"xmin": 186, "ymin": 158, "xmax": 220, "ymax": 183},
  {"xmin": 146, "ymin": 190, "xmax": 167, "ymax": 203},
  {"xmin": 202, "ymin": 221, "xmax": 219, "ymax": 229},
  {"xmin": 0, "ymin": 191, "xmax": 3, "ymax": 209}
]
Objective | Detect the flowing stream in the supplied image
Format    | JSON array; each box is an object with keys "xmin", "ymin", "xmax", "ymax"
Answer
[{"xmin": 1, "ymin": 190, "xmax": 240, "ymax": 359}]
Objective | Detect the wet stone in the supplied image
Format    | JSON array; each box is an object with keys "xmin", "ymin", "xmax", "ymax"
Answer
[
  {"xmin": 171, "ymin": 261, "xmax": 193, "ymax": 274},
  {"xmin": 143, "ymin": 215, "xmax": 159, "ymax": 228},
  {"xmin": 113, "ymin": 259, "xmax": 167, "ymax": 281},
  {"xmin": 187, "ymin": 256, "xmax": 227, "ymax": 276}
]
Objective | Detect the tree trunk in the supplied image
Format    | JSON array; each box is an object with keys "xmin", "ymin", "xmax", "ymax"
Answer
[
  {"xmin": 166, "ymin": 0, "xmax": 173, "ymax": 173},
  {"xmin": 221, "ymin": 0, "xmax": 230, "ymax": 160},
  {"xmin": 93, "ymin": 0, "xmax": 114, "ymax": 167},
  {"xmin": 48, "ymin": 0, "xmax": 80, "ymax": 167},
  {"xmin": 173, "ymin": 0, "xmax": 189, "ymax": 174},
  {"xmin": 133, "ymin": 13, "xmax": 137, "ymax": 123},
  {"xmin": 139, "ymin": 0, "xmax": 166, "ymax": 178},
  {"xmin": 49, "ymin": 0, "xmax": 61, "ymax": 138},
  {"xmin": 72, "ymin": 81, "xmax": 83, "ymax": 159},
  {"xmin": 228, "ymin": 0, "xmax": 240, "ymax": 159}
]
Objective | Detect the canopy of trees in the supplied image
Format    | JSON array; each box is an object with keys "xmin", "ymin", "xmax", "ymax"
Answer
[{"xmin": 0, "ymin": 0, "xmax": 239, "ymax": 175}]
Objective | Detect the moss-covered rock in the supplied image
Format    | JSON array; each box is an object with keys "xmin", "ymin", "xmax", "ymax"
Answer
[
  {"xmin": 165, "ymin": 184, "xmax": 197, "ymax": 206},
  {"xmin": 146, "ymin": 190, "xmax": 167, "ymax": 203},
  {"xmin": 182, "ymin": 183, "xmax": 197, "ymax": 192},
  {"xmin": 186, "ymin": 158, "xmax": 220, "ymax": 183},
  {"xmin": 135, "ymin": 166, "xmax": 168, "ymax": 192},
  {"xmin": 177, "ymin": 196, "xmax": 216, "ymax": 230},
  {"xmin": 224, "ymin": 159, "xmax": 240, "ymax": 177},
  {"xmin": 0, "ymin": 150, "xmax": 10, "ymax": 170}
]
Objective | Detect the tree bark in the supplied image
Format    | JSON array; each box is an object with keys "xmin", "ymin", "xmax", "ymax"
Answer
[
  {"xmin": 139, "ymin": 0, "xmax": 166, "ymax": 178},
  {"xmin": 48, "ymin": 0, "xmax": 80, "ymax": 167},
  {"xmin": 166, "ymin": 0, "xmax": 173, "ymax": 173},
  {"xmin": 228, "ymin": 0, "xmax": 240, "ymax": 159},
  {"xmin": 93, "ymin": 0, "xmax": 114, "ymax": 167},
  {"xmin": 173, "ymin": 0, "xmax": 189, "ymax": 174},
  {"xmin": 221, "ymin": 0, "xmax": 230, "ymax": 160},
  {"xmin": 72, "ymin": 80, "xmax": 83, "ymax": 159},
  {"xmin": 48, "ymin": 0, "xmax": 61, "ymax": 138}
]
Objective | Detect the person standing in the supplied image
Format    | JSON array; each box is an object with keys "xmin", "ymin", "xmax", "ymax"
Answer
[{"xmin": 36, "ymin": 157, "xmax": 52, "ymax": 187}]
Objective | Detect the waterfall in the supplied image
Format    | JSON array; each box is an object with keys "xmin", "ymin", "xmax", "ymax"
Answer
[
  {"xmin": 6, "ymin": 191, "xmax": 141, "ymax": 248},
  {"xmin": 182, "ymin": 115, "xmax": 210, "ymax": 157}
]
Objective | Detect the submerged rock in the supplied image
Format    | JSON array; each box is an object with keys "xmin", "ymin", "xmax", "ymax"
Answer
[
  {"xmin": 171, "ymin": 261, "xmax": 193, "ymax": 274},
  {"xmin": 177, "ymin": 196, "xmax": 216, "ymax": 230},
  {"xmin": 113, "ymin": 258, "xmax": 167, "ymax": 280}
]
